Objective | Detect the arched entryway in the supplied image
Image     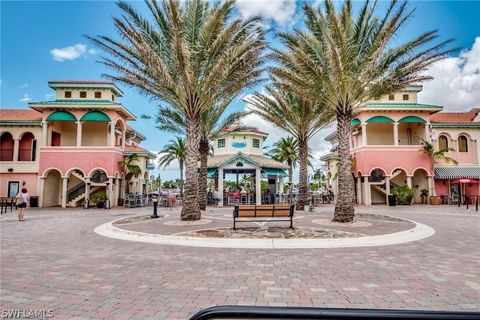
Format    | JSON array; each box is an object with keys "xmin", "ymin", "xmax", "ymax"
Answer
[
  {"xmin": 65, "ymin": 169, "xmax": 86, "ymax": 207},
  {"xmin": 413, "ymin": 168, "xmax": 429, "ymax": 203},
  {"xmin": 18, "ymin": 132, "xmax": 36, "ymax": 161},
  {"xmin": 369, "ymin": 168, "xmax": 387, "ymax": 204},
  {"xmin": 43, "ymin": 169, "xmax": 62, "ymax": 207}
]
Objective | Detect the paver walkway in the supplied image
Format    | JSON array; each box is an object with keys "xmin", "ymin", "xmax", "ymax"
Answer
[{"xmin": 1, "ymin": 205, "xmax": 479, "ymax": 319}]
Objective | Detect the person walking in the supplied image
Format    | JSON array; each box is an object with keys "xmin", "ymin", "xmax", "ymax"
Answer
[{"xmin": 16, "ymin": 188, "xmax": 29, "ymax": 221}]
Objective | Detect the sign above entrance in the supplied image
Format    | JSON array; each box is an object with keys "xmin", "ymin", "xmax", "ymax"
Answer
[{"xmin": 232, "ymin": 142, "xmax": 246, "ymax": 148}]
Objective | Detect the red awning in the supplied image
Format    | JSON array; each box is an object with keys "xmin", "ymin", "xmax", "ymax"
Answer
[{"xmin": 451, "ymin": 178, "xmax": 479, "ymax": 184}]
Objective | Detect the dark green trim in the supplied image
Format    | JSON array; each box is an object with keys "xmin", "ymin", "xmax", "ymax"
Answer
[
  {"xmin": 367, "ymin": 115, "xmax": 394, "ymax": 123},
  {"xmin": 46, "ymin": 110, "xmax": 77, "ymax": 122},
  {"xmin": 0, "ymin": 121, "xmax": 41, "ymax": 126},
  {"xmin": 30, "ymin": 99, "xmax": 120, "ymax": 106},
  {"xmin": 80, "ymin": 111, "xmax": 111, "ymax": 122},
  {"xmin": 431, "ymin": 123, "xmax": 480, "ymax": 128},
  {"xmin": 399, "ymin": 116, "xmax": 426, "ymax": 123},
  {"xmin": 351, "ymin": 118, "xmax": 361, "ymax": 126}
]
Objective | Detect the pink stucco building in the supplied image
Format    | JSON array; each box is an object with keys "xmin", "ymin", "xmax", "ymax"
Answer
[
  {"xmin": 321, "ymin": 86, "xmax": 480, "ymax": 205},
  {"xmin": 0, "ymin": 80, "xmax": 155, "ymax": 207}
]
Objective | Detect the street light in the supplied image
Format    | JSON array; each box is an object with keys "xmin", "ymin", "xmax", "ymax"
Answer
[{"xmin": 151, "ymin": 195, "xmax": 159, "ymax": 218}]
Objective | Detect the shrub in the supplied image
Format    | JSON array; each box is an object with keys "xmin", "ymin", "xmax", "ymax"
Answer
[
  {"xmin": 392, "ymin": 185, "xmax": 414, "ymax": 205},
  {"xmin": 90, "ymin": 192, "xmax": 107, "ymax": 204}
]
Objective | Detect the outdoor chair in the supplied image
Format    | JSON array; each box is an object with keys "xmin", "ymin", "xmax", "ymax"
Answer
[{"xmin": 451, "ymin": 195, "xmax": 459, "ymax": 205}]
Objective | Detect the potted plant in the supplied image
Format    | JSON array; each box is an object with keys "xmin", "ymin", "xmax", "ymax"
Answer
[
  {"xmin": 91, "ymin": 192, "xmax": 107, "ymax": 208},
  {"xmin": 392, "ymin": 185, "xmax": 414, "ymax": 205},
  {"xmin": 420, "ymin": 189, "xmax": 429, "ymax": 204}
]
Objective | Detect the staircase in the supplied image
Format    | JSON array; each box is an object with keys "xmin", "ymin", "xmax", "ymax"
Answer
[
  {"xmin": 67, "ymin": 185, "xmax": 102, "ymax": 207},
  {"xmin": 372, "ymin": 181, "xmax": 400, "ymax": 196}
]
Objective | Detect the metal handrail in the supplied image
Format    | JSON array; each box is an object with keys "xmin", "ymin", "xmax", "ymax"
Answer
[{"xmin": 189, "ymin": 306, "xmax": 480, "ymax": 320}]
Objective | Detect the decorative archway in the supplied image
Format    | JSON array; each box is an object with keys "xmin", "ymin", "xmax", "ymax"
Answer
[
  {"xmin": 366, "ymin": 116, "xmax": 395, "ymax": 145},
  {"xmin": 413, "ymin": 168, "xmax": 429, "ymax": 203},
  {"xmin": 0, "ymin": 132, "xmax": 14, "ymax": 161},
  {"xmin": 43, "ymin": 169, "xmax": 62, "ymax": 207},
  {"xmin": 18, "ymin": 132, "xmax": 36, "ymax": 161}
]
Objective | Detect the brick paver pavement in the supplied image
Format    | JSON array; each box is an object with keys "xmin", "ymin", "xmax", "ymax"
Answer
[{"xmin": 1, "ymin": 205, "xmax": 479, "ymax": 319}]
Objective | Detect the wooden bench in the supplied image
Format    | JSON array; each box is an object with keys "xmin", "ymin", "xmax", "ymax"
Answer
[{"xmin": 233, "ymin": 205, "xmax": 295, "ymax": 230}]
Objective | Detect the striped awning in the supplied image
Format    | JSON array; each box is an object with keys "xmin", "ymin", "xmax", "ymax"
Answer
[
  {"xmin": 434, "ymin": 166, "xmax": 480, "ymax": 179},
  {"xmin": 262, "ymin": 168, "xmax": 287, "ymax": 178}
]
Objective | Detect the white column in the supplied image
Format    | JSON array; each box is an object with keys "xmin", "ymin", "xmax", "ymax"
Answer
[
  {"xmin": 42, "ymin": 121, "xmax": 48, "ymax": 146},
  {"xmin": 114, "ymin": 178, "xmax": 120, "ymax": 207},
  {"xmin": 361, "ymin": 123, "xmax": 368, "ymax": 146},
  {"xmin": 38, "ymin": 177, "xmax": 46, "ymax": 207},
  {"xmin": 138, "ymin": 179, "xmax": 144, "ymax": 194},
  {"xmin": 84, "ymin": 178, "xmax": 90, "ymax": 208},
  {"xmin": 255, "ymin": 168, "xmax": 262, "ymax": 205},
  {"xmin": 109, "ymin": 122, "xmax": 115, "ymax": 147},
  {"xmin": 279, "ymin": 177, "xmax": 284, "ymax": 194},
  {"xmin": 428, "ymin": 176, "xmax": 435, "ymax": 196},
  {"xmin": 393, "ymin": 123, "xmax": 399, "ymax": 146},
  {"xmin": 13, "ymin": 139, "xmax": 20, "ymax": 161},
  {"xmin": 108, "ymin": 178, "xmax": 114, "ymax": 208},
  {"xmin": 424, "ymin": 122, "xmax": 431, "ymax": 143},
  {"xmin": 121, "ymin": 130, "xmax": 126, "ymax": 149},
  {"xmin": 61, "ymin": 177, "xmax": 68, "ymax": 208},
  {"xmin": 385, "ymin": 176, "xmax": 391, "ymax": 203},
  {"xmin": 406, "ymin": 176, "xmax": 413, "ymax": 188},
  {"xmin": 218, "ymin": 168, "xmax": 224, "ymax": 207},
  {"xmin": 363, "ymin": 176, "xmax": 370, "ymax": 205},
  {"xmin": 356, "ymin": 176, "xmax": 362, "ymax": 204},
  {"xmin": 76, "ymin": 121, "xmax": 83, "ymax": 147}
]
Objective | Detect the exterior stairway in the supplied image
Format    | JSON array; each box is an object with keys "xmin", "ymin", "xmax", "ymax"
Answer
[
  {"xmin": 372, "ymin": 180, "xmax": 400, "ymax": 196},
  {"xmin": 67, "ymin": 185, "xmax": 102, "ymax": 207}
]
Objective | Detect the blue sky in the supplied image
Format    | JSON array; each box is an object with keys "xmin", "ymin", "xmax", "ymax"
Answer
[{"xmin": 2, "ymin": 0, "xmax": 480, "ymax": 180}]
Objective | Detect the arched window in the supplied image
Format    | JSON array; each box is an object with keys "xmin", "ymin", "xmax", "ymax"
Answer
[
  {"xmin": 438, "ymin": 135, "xmax": 448, "ymax": 150},
  {"xmin": 458, "ymin": 135, "xmax": 468, "ymax": 152}
]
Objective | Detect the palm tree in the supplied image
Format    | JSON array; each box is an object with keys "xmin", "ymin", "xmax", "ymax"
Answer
[
  {"xmin": 158, "ymin": 137, "xmax": 187, "ymax": 196},
  {"xmin": 313, "ymin": 168, "xmax": 326, "ymax": 188},
  {"xmin": 145, "ymin": 105, "xmax": 249, "ymax": 210},
  {"xmin": 248, "ymin": 89, "xmax": 333, "ymax": 210},
  {"xmin": 118, "ymin": 154, "xmax": 142, "ymax": 178},
  {"xmin": 419, "ymin": 139, "xmax": 458, "ymax": 169},
  {"xmin": 89, "ymin": 0, "xmax": 266, "ymax": 220},
  {"xmin": 269, "ymin": 136, "xmax": 299, "ymax": 189},
  {"xmin": 270, "ymin": 0, "xmax": 453, "ymax": 222}
]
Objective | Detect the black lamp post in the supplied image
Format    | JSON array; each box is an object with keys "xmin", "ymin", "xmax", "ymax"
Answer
[{"xmin": 151, "ymin": 195, "xmax": 159, "ymax": 218}]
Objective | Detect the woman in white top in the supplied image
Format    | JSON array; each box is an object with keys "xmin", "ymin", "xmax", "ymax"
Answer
[{"xmin": 16, "ymin": 188, "xmax": 30, "ymax": 221}]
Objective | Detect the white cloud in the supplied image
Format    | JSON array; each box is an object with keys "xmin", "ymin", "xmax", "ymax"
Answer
[
  {"xmin": 18, "ymin": 83, "xmax": 29, "ymax": 89},
  {"xmin": 18, "ymin": 94, "xmax": 31, "ymax": 102},
  {"xmin": 50, "ymin": 43, "xmax": 97, "ymax": 62},
  {"xmin": 419, "ymin": 36, "xmax": 480, "ymax": 112},
  {"xmin": 235, "ymin": 0, "xmax": 297, "ymax": 26}
]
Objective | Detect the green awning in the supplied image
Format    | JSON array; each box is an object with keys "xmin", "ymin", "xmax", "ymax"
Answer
[
  {"xmin": 46, "ymin": 111, "xmax": 77, "ymax": 122},
  {"xmin": 80, "ymin": 111, "xmax": 111, "ymax": 122},
  {"xmin": 207, "ymin": 168, "xmax": 217, "ymax": 178},
  {"xmin": 399, "ymin": 116, "xmax": 426, "ymax": 123},
  {"xmin": 261, "ymin": 168, "xmax": 287, "ymax": 178},
  {"xmin": 366, "ymin": 116, "xmax": 394, "ymax": 123},
  {"xmin": 351, "ymin": 118, "xmax": 361, "ymax": 126},
  {"xmin": 434, "ymin": 166, "xmax": 480, "ymax": 179}
]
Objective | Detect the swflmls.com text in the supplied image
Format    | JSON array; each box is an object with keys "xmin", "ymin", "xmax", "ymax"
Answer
[{"xmin": 1, "ymin": 309, "xmax": 54, "ymax": 319}]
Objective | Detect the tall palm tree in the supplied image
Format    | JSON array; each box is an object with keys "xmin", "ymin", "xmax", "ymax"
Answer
[
  {"xmin": 149, "ymin": 105, "xmax": 249, "ymax": 210},
  {"xmin": 118, "ymin": 154, "xmax": 142, "ymax": 178},
  {"xmin": 270, "ymin": 0, "xmax": 453, "ymax": 222},
  {"xmin": 89, "ymin": 0, "xmax": 266, "ymax": 220},
  {"xmin": 158, "ymin": 137, "xmax": 187, "ymax": 196},
  {"xmin": 248, "ymin": 89, "xmax": 333, "ymax": 210},
  {"xmin": 269, "ymin": 136, "xmax": 298, "ymax": 189},
  {"xmin": 313, "ymin": 168, "xmax": 326, "ymax": 188}
]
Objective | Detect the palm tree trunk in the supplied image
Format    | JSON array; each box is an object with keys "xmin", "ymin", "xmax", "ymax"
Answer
[
  {"xmin": 198, "ymin": 139, "xmax": 209, "ymax": 211},
  {"xmin": 288, "ymin": 160, "xmax": 293, "ymax": 194},
  {"xmin": 179, "ymin": 160, "xmax": 184, "ymax": 197},
  {"xmin": 297, "ymin": 139, "xmax": 309, "ymax": 211},
  {"xmin": 181, "ymin": 116, "xmax": 201, "ymax": 221},
  {"xmin": 333, "ymin": 108, "xmax": 355, "ymax": 222}
]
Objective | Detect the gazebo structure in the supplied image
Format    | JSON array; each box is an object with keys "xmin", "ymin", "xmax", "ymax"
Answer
[{"xmin": 206, "ymin": 126, "xmax": 289, "ymax": 206}]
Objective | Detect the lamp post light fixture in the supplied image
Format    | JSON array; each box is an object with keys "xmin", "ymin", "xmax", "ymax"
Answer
[{"xmin": 151, "ymin": 195, "xmax": 159, "ymax": 218}]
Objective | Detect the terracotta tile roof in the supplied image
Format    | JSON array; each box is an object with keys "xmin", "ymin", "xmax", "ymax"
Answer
[
  {"xmin": 430, "ymin": 108, "xmax": 480, "ymax": 123},
  {"xmin": 0, "ymin": 109, "xmax": 42, "ymax": 121},
  {"xmin": 124, "ymin": 145, "xmax": 148, "ymax": 152}
]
